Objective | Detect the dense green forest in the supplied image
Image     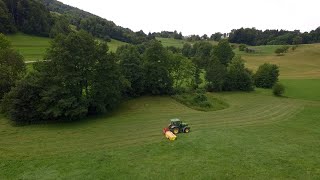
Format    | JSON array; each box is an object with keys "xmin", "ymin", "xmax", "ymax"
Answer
[
  {"xmin": 229, "ymin": 27, "xmax": 320, "ymax": 45},
  {"xmin": 0, "ymin": 0, "xmax": 53, "ymax": 36}
]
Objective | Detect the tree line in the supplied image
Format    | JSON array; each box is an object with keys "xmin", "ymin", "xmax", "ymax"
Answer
[
  {"xmin": 229, "ymin": 27, "xmax": 320, "ymax": 46},
  {"xmin": 0, "ymin": 30, "xmax": 280, "ymax": 124},
  {"xmin": 152, "ymin": 30, "xmax": 183, "ymax": 40},
  {"xmin": 0, "ymin": 0, "xmax": 53, "ymax": 36}
]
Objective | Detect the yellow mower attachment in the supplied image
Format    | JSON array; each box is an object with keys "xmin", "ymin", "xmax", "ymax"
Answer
[{"xmin": 163, "ymin": 128, "xmax": 176, "ymax": 141}]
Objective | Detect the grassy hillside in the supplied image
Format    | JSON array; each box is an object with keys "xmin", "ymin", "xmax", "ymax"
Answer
[
  {"xmin": 157, "ymin": 37, "xmax": 218, "ymax": 48},
  {"xmin": 243, "ymin": 44, "xmax": 320, "ymax": 79},
  {"xmin": 6, "ymin": 33, "xmax": 127, "ymax": 61},
  {"xmin": 281, "ymin": 79, "xmax": 320, "ymax": 101},
  {"xmin": 107, "ymin": 39, "xmax": 127, "ymax": 52},
  {"xmin": 7, "ymin": 33, "xmax": 51, "ymax": 61}
]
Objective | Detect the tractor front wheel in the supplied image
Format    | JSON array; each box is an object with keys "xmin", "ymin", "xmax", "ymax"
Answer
[
  {"xmin": 184, "ymin": 128, "xmax": 190, "ymax": 133},
  {"xmin": 173, "ymin": 128, "xmax": 179, "ymax": 134}
]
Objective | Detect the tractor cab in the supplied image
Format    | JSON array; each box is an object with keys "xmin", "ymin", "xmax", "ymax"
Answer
[
  {"xmin": 168, "ymin": 118, "xmax": 190, "ymax": 134},
  {"xmin": 170, "ymin": 119, "xmax": 182, "ymax": 126}
]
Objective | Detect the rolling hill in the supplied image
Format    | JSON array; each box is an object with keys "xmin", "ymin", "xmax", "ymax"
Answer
[
  {"xmin": 6, "ymin": 33, "xmax": 127, "ymax": 61},
  {"xmin": 2, "ymin": 35, "xmax": 320, "ymax": 178}
]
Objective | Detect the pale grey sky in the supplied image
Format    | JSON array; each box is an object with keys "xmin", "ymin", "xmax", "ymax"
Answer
[{"xmin": 59, "ymin": 0, "xmax": 320, "ymax": 36}]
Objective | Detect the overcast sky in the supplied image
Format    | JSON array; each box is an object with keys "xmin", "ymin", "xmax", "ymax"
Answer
[{"xmin": 59, "ymin": 0, "xmax": 319, "ymax": 36}]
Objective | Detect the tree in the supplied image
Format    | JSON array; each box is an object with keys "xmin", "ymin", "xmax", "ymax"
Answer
[
  {"xmin": 212, "ymin": 39, "xmax": 235, "ymax": 65},
  {"xmin": 5, "ymin": 0, "xmax": 53, "ymax": 36},
  {"xmin": 89, "ymin": 50, "xmax": 124, "ymax": 114},
  {"xmin": 192, "ymin": 67, "xmax": 203, "ymax": 89},
  {"xmin": 201, "ymin": 34, "xmax": 208, "ymax": 40},
  {"xmin": 273, "ymin": 83, "xmax": 285, "ymax": 96},
  {"xmin": 2, "ymin": 31, "xmax": 124, "ymax": 123},
  {"xmin": 292, "ymin": 36, "xmax": 303, "ymax": 45},
  {"xmin": 1, "ymin": 72, "xmax": 45, "ymax": 124},
  {"xmin": 0, "ymin": 33, "xmax": 10, "ymax": 49},
  {"xmin": 0, "ymin": 34, "xmax": 25, "ymax": 99},
  {"xmin": 210, "ymin": 32, "xmax": 222, "ymax": 41},
  {"xmin": 186, "ymin": 35, "xmax": 201, "ymax": 41},
  {"xmin": 143, "ymin": 40, "xmax": 173, "ymax": 95},
  {"xmin": 45, "ymin": 31, "xmax": 124, "ymax": 115},
  {"xmin": 254, "ymin": 63, "xmax": 279, "ymax": 88},
  {"xmin": 182, "ymin": 43, "xmax": 193, "ymax": 58},
  {"xmin": 166, "ymin": 46, "xmax": 181, "ymax": 54},
  {"xmin": 117, "ymin": 45, "xmax": 145, "ymax": 97},
  {"xmin": 192, "ymin": 41, "xmax": 214, "ymax": 68},
  {"xmin": 173, "ymin": 30, "xmax": 183, "ymax": 40},
  {"xmin": 144, "ymin": 64, "xmax": 173, "ymax": 95},
  {"xmin": 169, "ymin": 53, "xmax": 196, "ymax": 89},
  {"xmin": 49, "ymin": 16, "xmax": 72, "ymax": 38},
  {"xmin": 229, "ymin": 28, "xmax": 258, "ymax": 45},
  {"xmin": 205, "ymin": 56, "xmax": 227, "ymax": 92},
  {"xmin": 0, "ymin": 0, "xmax": 16, "ymax": 33},
  {"xmin": 224, "ymin": 56, "xmax": 254, "ymax": 91},
  {"xmin": 227, "ymin": 27, "xmax": 320, "ymax": 45}
]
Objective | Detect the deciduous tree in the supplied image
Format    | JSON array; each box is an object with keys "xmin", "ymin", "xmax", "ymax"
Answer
[
  {"xmin": 254, "ymin": 63, "xmax": 279, "ymax": 88},
  {"xmin": 211, "ymin": 39, "xmax": 235, "ymax": 65},
  {"xmin": 0, "ymin": 34, "xmax": 25, "ymax": 99}
]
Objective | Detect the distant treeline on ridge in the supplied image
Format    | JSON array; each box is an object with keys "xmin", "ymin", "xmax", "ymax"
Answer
[{"xmin": 0, "ymin": 0, "xmax": 319, "ymax": 46}]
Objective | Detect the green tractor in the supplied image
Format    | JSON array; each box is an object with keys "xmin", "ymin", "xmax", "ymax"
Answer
[{"xmin": 168, "ymin": 119, "xmax": 190, "ymax": 134}]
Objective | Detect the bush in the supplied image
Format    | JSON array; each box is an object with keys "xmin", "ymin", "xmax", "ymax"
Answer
[
  {"xmin": 193, "ymin": 93, "xmax": 208, "ymax": 104},
  {"xmin": 198, "ymin": 101, "xmax": 212, "ymax": 108},
  {"xmin": 245, "ymin": 48, "xmax": 255, "ymax": 53},
  {"xmin": 273, "ymin": 83, "xmax": 285, "ymax": 96},
  {"xmin": 275, "ymin": 46, "xmax": 290, "ymax": 55},
  {"xmin": 172, "ymin": 91, "xmax": 214, "ymax": 111},
  {"xmin": 292, "ymin": 45, "xmax": 298, "ymax": 51},
  {"xmin": 239, "ymin": 44, "xmax": 247, "ymax": 51},
  {"xmin": 254, "ymin": 63, "xmax": 279, "ymax": 88}
]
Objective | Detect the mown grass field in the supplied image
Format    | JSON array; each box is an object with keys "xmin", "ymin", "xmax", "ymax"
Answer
[
  {"xmin": 6, "ymin": 33, "xmax": 51, "ymax": 61},
  {"xmin": 1, "ymin": 37, "xmax": 320, "ymax": 179},
  {"xmin": 6, "ymin": 33, "xmax": 127, "ymax": 61},
  {"xmin": 242, "ymin": 44, "xmax": 320, "ymax": 79},
  {"xmin": 1, "ymin": 91, "xmax": 320, "ymax": 179}
]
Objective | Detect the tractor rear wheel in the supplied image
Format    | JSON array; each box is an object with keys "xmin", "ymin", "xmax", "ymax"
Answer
[
  {"xmin": 184, "ymin": 128, "xmax": 190, "ymax": 133},
  {"xmin": 173, "ymin": 128, "xmax": 179, "ymax": 134}
]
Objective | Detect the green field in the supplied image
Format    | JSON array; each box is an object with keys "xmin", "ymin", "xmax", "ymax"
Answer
[
  {"xmin": 2, "ymin": 36, "xmax": 320, "ymax": 178},
  {"xmin": 281, "ymin": 79, "xmax": 320, "ymax": 101},
  {"xmin": 157, "ymin": 37, "xmax": 218, "ymax": 48},
  {"xmin": 6, "ymin": 33, "xmax": 51, "ymax": 61},
  {"xmin": 107, "ymin": 39, "xmax": 127, "ymax": 52},
  {"xmin": 6, "ymin": 33, "xmax": 127, "ymax": 61},
  {"xmin": 1, "ymin": 90, "xmax": 320, "ymax": 179},
  {"xmin": 243, "ymin": 44, "xmax": 320, "ymax": 79}
]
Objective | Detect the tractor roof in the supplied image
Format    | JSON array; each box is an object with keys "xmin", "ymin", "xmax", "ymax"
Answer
[{"xmin": 170, "ymin": 118, "xmax": 181, "ymax": 122}]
